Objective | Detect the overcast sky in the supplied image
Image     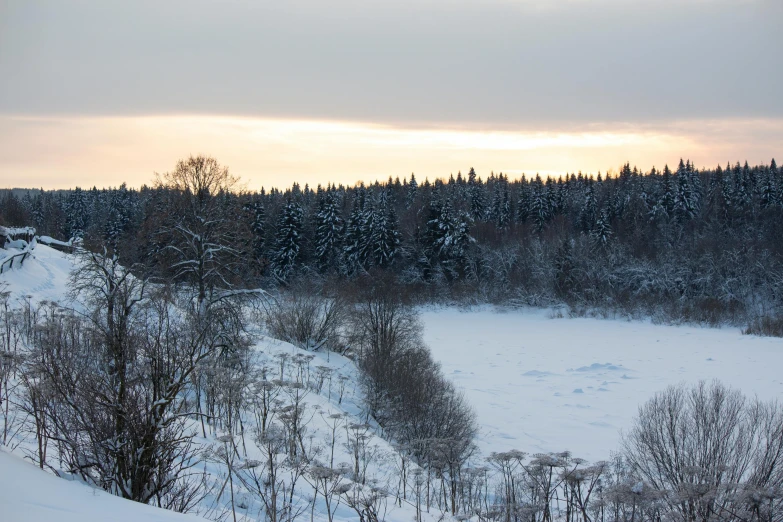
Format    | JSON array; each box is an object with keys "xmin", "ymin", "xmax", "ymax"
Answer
[{"xmin": 1, "ymin": 0, "xmax": 781, "ymax": 188}]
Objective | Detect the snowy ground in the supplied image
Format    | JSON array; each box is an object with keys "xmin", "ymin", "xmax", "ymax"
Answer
[
  {"xmin": 0, "ymin": 243, "xmax": 425, "ymax": 522},
  {"xmin": 4, "ymin": 244, "xmax": 783, "ymax": 520},
  {"xmin": 421, "ymin": 306, "xmax": 783, "ymax": 462},
  {"xmin": 0, "ymin": 241, "xmax": 73, "ymax": 304},
  {"xmin": 0, "ymin": 449, "xmax": 208, "ymax": 522}
]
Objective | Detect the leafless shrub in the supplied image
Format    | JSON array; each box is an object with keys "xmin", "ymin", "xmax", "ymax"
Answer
[
  {"xmin": 18, "ymin": 249, "xmax": 244, "ymax": 510},
  {"xmin": 744, "ymin": 315, "xmax": 783, "ymax": 337},
  {"xmin": 622, "ymin": 380, "xmax": 783, "ymax": 522},
  {"xmin": 266, "ymin": 281, "xmax": 348, "ymax": 353}
]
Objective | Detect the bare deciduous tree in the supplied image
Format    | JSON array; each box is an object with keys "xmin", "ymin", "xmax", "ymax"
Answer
[{"xmin": 623, "ymin": 380, "xmax": 783, "ymax": 522}]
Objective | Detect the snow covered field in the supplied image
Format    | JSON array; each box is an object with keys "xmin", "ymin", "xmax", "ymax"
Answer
[{"xmin": 421, "ymin": 307, "xmax": 783, "ymax": 461}]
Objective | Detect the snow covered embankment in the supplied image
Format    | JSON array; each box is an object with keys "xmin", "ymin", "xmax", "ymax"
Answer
[{"xmin": 0, "ymin": 244, "xmax": 431, "ymax": 522}]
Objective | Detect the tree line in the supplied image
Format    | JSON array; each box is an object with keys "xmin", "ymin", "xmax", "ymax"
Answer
[{"xmin": 2, "ymin": 155, "xmax": 781, "ymax": 333}]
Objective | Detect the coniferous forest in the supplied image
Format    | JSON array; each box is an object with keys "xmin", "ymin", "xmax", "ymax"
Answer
[{"xmin": 2, "ymin": 155, "xmax": 782, "ymax": 334}]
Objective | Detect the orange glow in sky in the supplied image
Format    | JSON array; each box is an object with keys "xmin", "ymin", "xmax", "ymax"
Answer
[{"xmin": 1, "ymin": 115, "xmax": 780, "ymax": 190}]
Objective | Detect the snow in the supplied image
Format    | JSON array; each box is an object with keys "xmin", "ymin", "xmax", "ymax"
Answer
[
  {"xmin": 4, "ymin": 239, "xmax": 28, "ymax": 249},
  {"xmin": 0, "ymin": 449, "xmax": 208, "ymax": 522},
  {"xmin": 4, "ymin": 243, "xmax": 783, "ymax": 520},
  {"xmin": 0, "ymin": 244, "xmax": 426, "ymax": 522},
  {"xmin": 38, "ymin": 235, "xmax": 73, "ymax": 248},
  {"xmin": 0, "ymin": 243, "xmax": 74, "ymax": 303},
  {"xmin": 421, "ymin": 306, "xmax": 783, "ymax": 461}
]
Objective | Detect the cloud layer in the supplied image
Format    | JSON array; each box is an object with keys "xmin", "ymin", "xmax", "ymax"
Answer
[
  {"xmin": 2, "ymin": 0, "xmax": 781, "ymax": 126},
  {"xmin": 1, "ymin": 1, "xmax": 780, "ymax": 188}
]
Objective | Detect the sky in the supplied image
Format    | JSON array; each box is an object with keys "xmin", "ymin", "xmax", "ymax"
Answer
[{"xmin": 1, "ymin": 0, "xmax": 781, "ymax": 190}]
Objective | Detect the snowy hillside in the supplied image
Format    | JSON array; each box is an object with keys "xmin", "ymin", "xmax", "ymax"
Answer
[
  {"xmin": 0, "ymin": 242, "xmax": 74, "ymax": 304},
  {"xmin": 0, "ymin": 449, "xmax": 208, "ymax": 522},
  {"xmin": 422, "ymin": 307, "xmax": 783, "ymax": 461},
  {"xmin": 0, "ymin": 243, "xmax": 429, "ymax": 522}
]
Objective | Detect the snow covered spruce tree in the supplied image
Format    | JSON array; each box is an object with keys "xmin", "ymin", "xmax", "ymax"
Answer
[
  {"xmin": 272, "ymin": 196, "xmax": 304, "ymax": 282},
  {"xmin": 314, "ymin": 188, "xmax": 344, "ymax": 273},
  {"xmin": 367, "ymin": 189, "xmax": 400, "ymax": 268},
  {"xmin": 423, "ymin": 196, "xmax": 473, "ymax": 281},
  {"xmin": 343, "ymin": 188, "xmax": 369, "ymax": 275},
  {"xmin": 245, "ymin": 193, "xmax": 268, "ymax": 272}
]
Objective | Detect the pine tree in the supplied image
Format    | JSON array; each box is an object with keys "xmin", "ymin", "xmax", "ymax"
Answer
[
  {"xmin": 591, "ymin": 208, "xmax": 612, "ymax": 247},
  {"xmin": 467, "ymin": 168, "xmax": 485, "ymax": 221},
  {"xmin": 759, "ymin": 167, "xmax": 777, "ymax": 209},
  {"xmin": 272, "ymin": 198, "xmax": 303, "ymax": 282},
  {"xmin": 530, "ymin": 175, "xmax": 548, "ymax": 231},
  {"xmin": 732, "ymin": 162, "xmax": 749, "ymax": 212},
  {"xmin": 516, "ymin": 176, "xmax": 531, "ymax": 224},
  {"xmin": 31, "ymin": 190, "xmax": 46, "ymax": 231},
  {"xmin": 490, "ymin": 175, "xmax": 511, "ymax": 230},
  {"xmin": 579, "ymin": 182, "xmax": 598, "ymax": 233},
  {"xmin": 425, "ymin": 196, "xmax": 473, "ymax": 279},
  {"xmin": 406, "ymin": 174, "xmax": 418, "ymax": 208},
  {"xmin": 620, "ymin": 162, "xmax": 632, "ymax": 184},
  {"xmin": 65, "ymin": 187, "xmax": 89, "ymax": 239},
  {"xmin": 247, "ymin": 196, "xmax": 267, "ymax": 267},
  {"xmin": 545, "ymin": 177, "xmax": 558, "ymax": 218},
  {"xmin": 674, "ymin": 159, "xmax": 697, "ymax": 222},
  {"xmin": 370, "ymin": 190, "xmax": 400, "ymax": 267},
  {"xmin": 314, "ymin": 190, "xmax": 343, "ymax": 272},
  {"xmin": 342, "ymin": 190, "xmax": 367, "ymax": 274},
  {"xmin": 660, "ymin": 165, "xmax": 674, "ymax": 217},
  {"xmin": 358, "ymin": 191, "xmax": 377, "ymax": 265}
]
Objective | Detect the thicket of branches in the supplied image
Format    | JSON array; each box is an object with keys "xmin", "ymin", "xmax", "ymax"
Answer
[
  {"xmin": 346, "ymin": 273, "xmax": 479, "ymax": 515},
  {"xmin": 2, "ymin": 156, "xmax": 782, "ymax": 333},
  {"xmin": 5, "ymin": 283, "xmax": 782, "ymax": 522},
  {"xmin": 2, "ymin": 158, "xmax": 256, "ymax": 511}
]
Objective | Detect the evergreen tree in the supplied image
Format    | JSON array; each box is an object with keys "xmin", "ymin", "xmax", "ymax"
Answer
[
  {"xmin": 490, "ymin": 174, "xmax": 511, "ymax": 230},
  {"xmin": 530, "ymin": 175, "xmax": 548, "ymax": 231},
  {"xmin": 272, "ymin": 198, "xmax": 303, "ymax": 282},
  {"xmin": 406, "ymin": 174, "xmax": 418, "ymax": 208},
  {"xmin": 370, "ymin": 190, "xmax": 400, "ymax": 267},
  {"xmin": 591, "ymin": 208, "xmax": 612, "ymax": 247},
  {"xmin": 247, "ymin": 195, "xmax": 267, "ymax": 268},
  {"xmin": 732, "ymin": 162, "xmax": 749, "ymax": 212},
  {"xmin": 425, "ymin": 196, "xmax": 473, "ymax": 279},
  {"xmin": 760, "ymin": 167, "xmax": 777, "ymax": 209},
  {"xmin": 660, "ymin": 164, "xmax": 675, "ymax": 217},
  {"xmin": 31, "ymin": 189, "xmax": 46, "ymax": 231},
  {"xmin": 314, "ymin": 190, "xmax": 344, "ymax": 272},
  {"xmin": 674, "ymin": 159, "xmax": 698, "ymax": 222},
  {"xmin": 467, "ymin": 167, "xmax": 485, "ymax": 221},
  {"xmin": 343, "ymin": 190, "xmax": 368, "ymax": 274},
  {"xmin": 579, "ymin": 182, "xmax": 598, "ymax": 233},
  {"xmin": 65, "ymin": 187, "xmax": 89, "ymax": 239},
  {"xmin": 516, "ymin": 176, "xmax": 531, "ymax": 224}
]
